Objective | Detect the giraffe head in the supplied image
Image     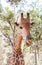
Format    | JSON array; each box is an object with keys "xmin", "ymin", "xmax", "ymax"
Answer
[{"xmin": 15, "ymin": 13, "xmax": 35, "ymax": 46}]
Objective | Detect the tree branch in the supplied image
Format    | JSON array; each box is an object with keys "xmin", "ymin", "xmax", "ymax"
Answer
[
  {"xmin": 2, "ymin": 32, "xmax": 13, "ymax": 46},
  {"xmin": 8, "ymin": 21, "xmax": 14, "ymax": 32},
  {"xmin": 8, "ymin": 21, "xmax": 16, "ymax": 44}
]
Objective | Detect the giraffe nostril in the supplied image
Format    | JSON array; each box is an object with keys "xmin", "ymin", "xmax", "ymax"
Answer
[{"xmin": 26, "ymin": 35, "xmax": 32, "ymax": 40}]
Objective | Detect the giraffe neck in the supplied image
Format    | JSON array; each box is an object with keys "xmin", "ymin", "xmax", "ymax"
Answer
[{"xmin": 13, "ymin": 33, "xmax": 23, "ymax": 54}]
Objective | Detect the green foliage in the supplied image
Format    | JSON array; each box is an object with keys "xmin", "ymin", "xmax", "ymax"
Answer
[
  {"xmin": 0, "ymin": 7, "xmax": 15, "ymax": 23},
  {"xmin": 5, "ymin": 7, "xmax": 14, "ymax": 19},
  {"xmin": 3, "ymin": 26, "xmax": 10, "ymax": 30},
  {"xmin": 10, "ymin": 18, "xmax": 15, "ymax": 24},
  {"xmin": 40, "ymin": 15, "xmax": 42, "ymax": 20},
  {"xmin": 30, "ymin": 9, "xmax": 41, "ymax": 24},
  {"xmin": 30, "ymin": 9, "xmax": 42, "ymax": 41},
  {"xmin": 0, "ymin": 4, "xmax": 2, "ymax": 12}
]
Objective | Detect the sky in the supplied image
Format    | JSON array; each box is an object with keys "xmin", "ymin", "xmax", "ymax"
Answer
[{"xmin": 1, "ymin": 0, "xmax": 42, "ymax": 13}]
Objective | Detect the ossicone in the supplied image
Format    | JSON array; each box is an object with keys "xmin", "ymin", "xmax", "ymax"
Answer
[
  {"xmin": 27, "ymin": 13, "xmax": 30, "ymax": 17},
  {"xmin": 21, "ymin": 13, "xmax": 23, "ymax": 18}
]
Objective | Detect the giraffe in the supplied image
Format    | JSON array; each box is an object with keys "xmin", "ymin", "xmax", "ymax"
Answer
[{"xmin": 7, "ymin": 13, "xmax": 34, "ymax": 65}]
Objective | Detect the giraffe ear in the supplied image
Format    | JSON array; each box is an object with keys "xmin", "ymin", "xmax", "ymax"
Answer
[
  {"xmin": 30, "ymin": 22, "xmax": 35, "ymax": 28},
  {"xmin": 14, "ymin": 22, "xmax": 23, "ymax": 29},
  {"xmin": 14, "ymin": 22, "xmax": 19, "ymax": 26}
]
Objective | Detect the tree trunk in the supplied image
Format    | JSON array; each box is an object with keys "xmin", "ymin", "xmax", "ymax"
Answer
[
  {"xmin": 0, "ymin": 46, "xmax": 3, "ymax": 65},
  {"xmin": 35, "ymin": 47, "xmax": 37, "ymax": 65}
]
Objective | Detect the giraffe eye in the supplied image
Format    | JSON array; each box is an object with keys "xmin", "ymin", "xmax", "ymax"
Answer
[{"xmin": 20, "ymin": 26, "xmax": 23, "ymax": 29}]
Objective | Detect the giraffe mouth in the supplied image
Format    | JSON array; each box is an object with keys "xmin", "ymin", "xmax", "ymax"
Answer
[
  {"xmin": 26, "ymin": 39, "xmax": 32, "ymax": 46},
  {"xmin": 26, "ymin": 35, "xmax": 32, "ymax": 46}
]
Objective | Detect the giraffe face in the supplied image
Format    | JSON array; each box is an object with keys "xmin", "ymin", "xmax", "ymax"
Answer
[
  {"xmin": 20, "ymin": 13, "xmax": 32, "ymax": 46},
  {"xmin": 14, "ymin": 13, "xmax": 35, "ymax": 46}
]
